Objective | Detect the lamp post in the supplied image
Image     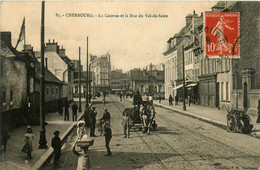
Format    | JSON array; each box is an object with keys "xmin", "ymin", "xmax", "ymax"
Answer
[
  {"xmin": 39, "ymin": 0, "xmax": 47, "ymax": 149},
  {"xmin": 79, "ymin": 47, "xmax": 82, "ymax": 112},
  {"xmin": 182, "ymin": 45, "xmax": 186, "ymax": 111},
  {"xmin": 86, "ymin": 37, "xmax": 89, "ymax": 106}
]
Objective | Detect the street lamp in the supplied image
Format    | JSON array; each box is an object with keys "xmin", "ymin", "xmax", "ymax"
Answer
[{"xmin": 39, "ymin": 0, "xmax": 47, "ymax": 149}]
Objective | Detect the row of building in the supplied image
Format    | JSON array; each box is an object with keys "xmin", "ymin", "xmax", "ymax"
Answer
[{"xmin": 163, "ymin": 1, "xmax": 260, "ymax": 114}]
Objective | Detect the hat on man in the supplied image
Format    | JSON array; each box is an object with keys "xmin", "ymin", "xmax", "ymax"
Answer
[
  {"xmin": 27, "ymin": 125, "xmax": 32, "ymax": 129},
  {"xmin": 53, "ymin": 130, "xmax": 60, "ymax": 135},
  {"xmin": 104, "ymin": 107, "xmax": 108, "ymax": 111}
]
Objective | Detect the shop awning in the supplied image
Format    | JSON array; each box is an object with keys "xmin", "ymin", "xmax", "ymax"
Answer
[
  {"xmin": 186, "ymin": 83, "xmax": 198, "ymax": 87},
  {"xmin": 173, "ymin": 84, "xmax": 183, "ymax": 90}
]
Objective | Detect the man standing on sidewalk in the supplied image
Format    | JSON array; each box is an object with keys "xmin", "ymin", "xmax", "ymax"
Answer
[
  {"xmin": 51, "ymin": 131, "xmax": 62, "ymax": 167},
  {"xmin": 64, "ymin": 100, "xmax": 70, "ymax": 121},
  {"xmin": 175, "ymin": 95, "xmax": 179, "ymax": 105},
  {"xmin": 72, "ymin": 101, "xmax": 78, "ymax": 121},
  {"xmin": 89, "ymin": 106, "xmax": 97, "ymax": 137}
]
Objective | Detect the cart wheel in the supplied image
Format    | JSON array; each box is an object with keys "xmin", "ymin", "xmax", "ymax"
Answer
[{"xmin": 227, "ymin": 115, "xmax": 237, "ymax": 133}]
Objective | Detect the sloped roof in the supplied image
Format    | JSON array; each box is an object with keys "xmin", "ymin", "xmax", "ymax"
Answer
[{"xmin": 34, "ymin": 61, "xmax": 65, "ymax": 84}]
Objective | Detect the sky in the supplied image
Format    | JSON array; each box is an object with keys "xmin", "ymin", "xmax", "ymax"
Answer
[{"xmin": 0, "ymin": 1, "xmax": 216, "ymax": 72}]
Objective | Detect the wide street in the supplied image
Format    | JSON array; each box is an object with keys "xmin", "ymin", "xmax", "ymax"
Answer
[{"xmin": 41, "ymin": 96, "xmax": 260, "ymax": 170}]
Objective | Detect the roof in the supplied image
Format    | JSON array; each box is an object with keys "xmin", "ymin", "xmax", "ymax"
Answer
[
  {"xmin": 34, "ymin": 61, "xmax": 65, "ymax": 84},
  {"xmin": 130, "ymin": 70, "xmax": 164, "ymax": 81}
]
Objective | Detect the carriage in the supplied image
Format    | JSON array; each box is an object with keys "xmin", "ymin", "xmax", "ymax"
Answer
[
  {"xmin": 226, "ymin": 108, "xmax": 253, "ymax": 134},
  {"xmin": 123, "ymin": 100, "xmax": 157, "ymax": 132}
]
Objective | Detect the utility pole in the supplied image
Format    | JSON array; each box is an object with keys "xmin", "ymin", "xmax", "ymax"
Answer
[
  {"xmin": 86, "ymin": 37, "xmax": 89, "ymax": 106},
  {"xmin": 182, "ymin": 45, "xmax": 186, "ymax": 111},
  {"xmin": 89, "ymin": 63, "xmax": 91, "ymax": 103},
  {"xmin": 39, "ymin": 0, "xmax": 47, "ymax": 149},
  {"xmin": 79, "ymin": 47, "xmax": 82, "ymax": 112}
]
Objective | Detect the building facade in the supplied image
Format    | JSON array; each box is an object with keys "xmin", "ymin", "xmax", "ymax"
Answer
[
  {"xmin": 129, "ymin": 67, "xmax": 165, "ymax": 99},
  {"xmin": 90, "ymin": 53, "xmax": 111, "ymax": 94},
  {"xmin": 163, "ymin": 1, "xmax": 260, "ymax": 114}
]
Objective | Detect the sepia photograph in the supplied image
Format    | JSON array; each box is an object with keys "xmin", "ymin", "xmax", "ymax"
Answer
[{"xmin": 0, "ymin": 1, "xmax": 260, "ymax": 169}]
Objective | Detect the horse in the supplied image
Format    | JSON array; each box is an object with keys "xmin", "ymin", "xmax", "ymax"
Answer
[{"xmin": 140, "ymin": 104, "xmax": 155, "ymax": 134}]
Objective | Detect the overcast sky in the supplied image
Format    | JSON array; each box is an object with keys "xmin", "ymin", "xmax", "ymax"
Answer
[{"xmin": 0, "ymin": 1, "xmax": 216, "ymax": 72}]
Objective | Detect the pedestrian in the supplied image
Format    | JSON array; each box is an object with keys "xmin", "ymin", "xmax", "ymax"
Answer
[
  {"xmin": 72, "ymin": 101, "xmax": 78, "ymax": 121},
  {"xmin": 122, "ymin": 110, "xmax": 130, "ymax": 138},
  {"xmin": 133, "ymin": 91, "xmax": 142, "ymax": 113},
  {"xmin": 175, "ymin": 95, "xmax": 179, "ymax": 105},
  {"xmin": 84, "ymin": 104, "xmax": 91, "ymax": 136},
  {"xmin": 120, "ymin": 93, "xmax": 122, "ymax": 101},
  {"xmin": 169, "ymin": 95, "xmax": 173, "ymax": 105},
  {"xmin": 51, "ymin": 131, "xmax": 62, "ymax": 167},
  {"xmin": 58, "ymin": 99, "xmax": 63, "ymax": 116},
  {"xmin": 22, "ymin": 126, "xmax": 34, "ymax": 159},
  {"xmin": 89, "ymin": 106, "xmax": 97, "ymax": 137},
  {"xmin": 100, "ymin": 107, "xmax": 111, "ymax": 125},
  {"xmin": 188, "ymin": 94, "xmax": 192, "ymax": 106},
  {"xmin": 158, "ymin": 95, "xmax": 161, "ymax": 103},
  {"xmin": 64, "ymin": 100, "xmax": 70, "ymax": 121},
  {"xmin": 0, "ymin": 125, "xmax": 10, "ymax": 152},
  {"xmin": 89, "ymin": 93, "xmax": 92, "ymax": 103},
  {"xmin": 104, "ymin": 123, "xmax": 112, "ymax": 156}
]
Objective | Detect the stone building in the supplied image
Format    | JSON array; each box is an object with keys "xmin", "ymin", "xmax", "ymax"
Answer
[
  {"xmin": 71, "ymin": 60, "xmax": 93, "ymax": 98},
  {"xmin": 129, "ymin": 67, "xmax": 165, "ymax": 99},
  {"xmin": 163, "ymin": 1, "xmax": 260, "ymax": 114},
  {"xmin": 0, "ymin": 32, "xmax": 64, "ymax": 128},
  {"xmin": 90, "ymin": 53, "xmax": 111, "ymax": 94},
  {"xmin": 36, "ymin": 39, "xmax": 74, "ymax": 102},
  {"xmin": 111, "ymin": 69, "xmax": 129, "ymax": 94}
]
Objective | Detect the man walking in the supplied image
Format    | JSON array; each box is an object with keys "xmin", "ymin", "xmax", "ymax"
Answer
[
  {"xmin": 64, "ymin": 100, "xmax": 70, "ymax": 121},
  {"xmin": 122, "ymin": 111, "xmax": 130, "ymax": 138},
  {"xmin": 175, "ymin": 95, "xmax": 179, "ymax": 105},
  {"xmin": 72, "ymin": 101, "xmax": 78, "ymax": 121},
  {"xmin": 104, "ymin": 123, "xmax": 112, "ymax": 156},
  {"xmin": 51, "ymin": 131, "xmax": 62, "ymax": 167},
  {"xmin": 169, "ymin": 95, "xmax": 173, "ymax": 105}
]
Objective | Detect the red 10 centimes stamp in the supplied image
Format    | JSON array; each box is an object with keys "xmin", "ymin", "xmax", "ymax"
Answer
[{"xmin": 205, "ymin": 12, "xmax": 239, "ymax": 58}]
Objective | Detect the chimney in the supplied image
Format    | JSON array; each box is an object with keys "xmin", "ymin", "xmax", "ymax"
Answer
[
  {"xmin": 185, "ymin": 14, "xmax": 192, "ymax": 26},
  {"xmin": 53, "ymin": 39, "xmax": 55, "ymax": 43},
  {"xmin": 45, "ymin": 58, "xmax": 48, "ymax": 69},
  {"xmin": 48, "ymin": 39, "xmax": 50, "ymax": 43},
  {"xmin": 0, "ymin": 32, "xmax": 12, "ymax": 49}
]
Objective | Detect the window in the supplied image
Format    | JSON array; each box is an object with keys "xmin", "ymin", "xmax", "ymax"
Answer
[
  {"xmin": 75, "ymin": 86, "xmax": 78, "ymax": 93},
  {"xmin": 46, "ymin": 87, "xmax": 49, "ymax": 95},
  {"xmin": 56, "ymin": 88, "xmax": 58, "ymax": 94},
  {"xmin": 10, "ymin": 89, "xmax": 13, "ymax": 102},
  {"xmin": 221, "ymin": 82, "xmax": 224, "ymax": 101},
  {"xmin": 2, "ymin": 90, "xmax": 6, "ymax": 102},
  {"xmin": 52, "ymin": 88, "xmax": 54, "ymax": 95},
  {"xmin": 226, "ymin": 82, "xmax": 229, "ymax": 102}
]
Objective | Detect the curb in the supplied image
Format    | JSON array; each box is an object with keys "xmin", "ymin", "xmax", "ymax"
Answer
[
  {"xmin": 31, "ymin": 112, "xmax": 85, "ymax": 170},
  {"xmin": 153, "ymin": 103, "xmax": 227, "ymax": 129}
]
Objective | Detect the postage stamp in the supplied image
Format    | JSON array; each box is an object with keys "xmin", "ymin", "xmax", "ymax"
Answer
[{"xmin": 204, "ymin": 12, "xmax": 240, "ymax": 58}]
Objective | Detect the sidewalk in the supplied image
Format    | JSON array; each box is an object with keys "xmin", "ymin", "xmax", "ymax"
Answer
[
  {"xmin": 153, "ymin": 99, "xmax": 260, "ymax": 139},
  {"xmin": 0, "ymin": 101, "xmax": 86, "ymax": 170}
]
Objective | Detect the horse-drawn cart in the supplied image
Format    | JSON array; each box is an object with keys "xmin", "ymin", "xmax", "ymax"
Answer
[{"xmin": 123, "ymin": 101, "xmax": 157, "ymax": 132}]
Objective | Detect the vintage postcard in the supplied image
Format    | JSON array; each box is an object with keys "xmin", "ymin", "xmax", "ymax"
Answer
[{"xmin": 0, "ymin": 1, "xmax": 260, "ymax": 170}]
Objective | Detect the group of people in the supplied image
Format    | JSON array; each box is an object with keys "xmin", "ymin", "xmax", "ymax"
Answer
[
  {"xmin": 168, "ymin": 94, "xmax": 179, "ymax": 105},
  {"xmin": 58, "ymin": 99, "xmax": 80, "ymax": 121}
]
